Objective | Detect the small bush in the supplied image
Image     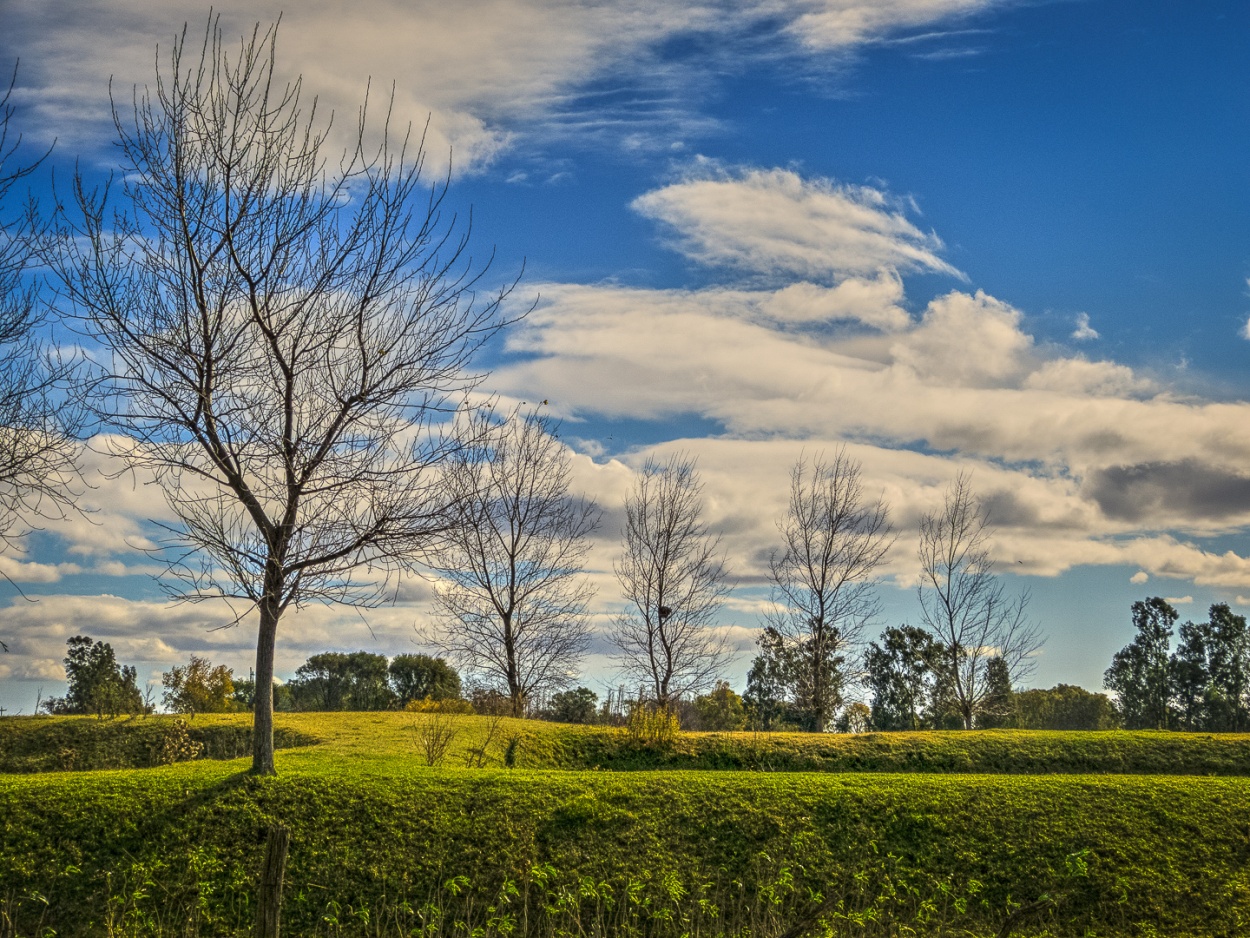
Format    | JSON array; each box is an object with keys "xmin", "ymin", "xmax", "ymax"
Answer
[
  {"xmin": 413, "ymin": 712, "xmax": 459, "ymax": 767},
  {"xmin": 153, "ymin": 718, "xmax": 205, "ymax": 765},
  {"xmin": 405, "ymin": 696, "xmax": 474, "ymax": 714},
  {"xmin": 626, "ymin": 703, "xmax": 680, "ymax": 748}
]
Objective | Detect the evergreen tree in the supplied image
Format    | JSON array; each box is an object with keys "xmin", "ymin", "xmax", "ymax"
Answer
[
  {"xmin": 1169, "ymin": 619, "xmax": 1210, "ymax": 731},
  {"xmin": 1104, "ymin": 597, "xmax": 1177, "ymax": 729},
  {"xmin": 289, "ymin": 652, "xmax": 395, "ymax": 711},
  {"xmin": 1204, "ymin": 603, "xmax": 1250, "ymax": 732},
  {"xmin": 547, "ymin": 687, "xmax": 599, "ymax": 724},
  {"xmin": 865, "ymin": 625, "xmax": 942, "ymax": 731},
  {"xmin": 977, "ymin": 656, "xmax": 1015, "ymax": 728},
  {"xmin": 694, "ymin": 681, "xmax": 747, "ymax": 731},
  {"xmin": 744, "ymin": 628, "xmax": 792, "ymax": 730},
  {"xmin": 43, "ymin": 635, "xmax": 144, "ymax": 717},
  {"xmin": 388, "ymin": 654, "xmax": 461, "ymax": 706}
]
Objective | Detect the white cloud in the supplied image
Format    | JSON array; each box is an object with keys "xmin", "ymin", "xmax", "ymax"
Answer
[
  {"xmin": 1131, "ymin": 571, "xmax": 1149, "ymax": 584},
  {"xmin": 786, "ymin": 0, "xmax": 1000, "ymax": 51},
  {"xmin": 633, "ymin": 166, "xmax": 963, "ymax": 282},
  {"xmin": 1071, "ymin": 312, "xmax": 1099, "ymax": 341},
  {"xmin": 891, "ymin": 290, "xmax": 1030, "ymax": 387},
  {"xmin": 1164, "ymin": 595, "xmax": 1194, "ymax": 605},
  {"xmin": 2, "ymin": 0, "xmax": 1017, "ymax": 172},
  {"xmin": 761, "ymin": 274, "xmax": 912, "ymax": 331}
]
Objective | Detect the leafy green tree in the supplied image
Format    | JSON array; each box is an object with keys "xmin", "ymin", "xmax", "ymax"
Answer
[
  {"xmin": 161, "ymin": 655, "xmax": 239, "ymax": 714},
  {"xmin": 1013, "ymin": 684, "xmax": 1119, "ymax": 730},
  {"xmin": 865, "ymin": 625, "xmax": 943, "ymax": 731},
  {"xmin": 1104, "ymin": 597, "xmax": 1177, "ymax": 729},
  {"xmin": 1204, "ymin": 603, "xmax": 1250, "ymax": 732},
  {"xmin": 835, "ymin": 701, "xmax": 871, "ymax": 733},
  {"xmin": 547, "ymin": 687, "xmax": 599, "ymax": 724},
  {"xmin": 1169, "ymin": 619, "xmax": 1211, "ymax": 731},
  {"xmin": 695, "ymin": 681, "xmax": 746, "ymax": 731},
  {"xmin": 977, "ymin": 657, "xmax": 1015, "ymax": 728},
  {"xmin": 42, "ymin": 635, "xmax": 144, "ymax": 717},
  {"xmin": 388, "ymin": 654, "xmax": 461, "ymax": 707},
  {"xmin": 289, "ymin": 652, "xmax": 395, "ymax": 711},
  {"xmin": 230, "ymin": 674, "xmax": 293, "ymax": 712}
]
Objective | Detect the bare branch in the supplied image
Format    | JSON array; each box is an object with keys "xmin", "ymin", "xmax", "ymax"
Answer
[
  {"xmin": 916, "ymin": 472, "xmax": 1043, "ymax": 729},
  {"xmin": 426, "ymin": 409, "xmax": 600, "ymax": 717},
  {"xmin": 766, "ymin": 449, "xmax": 894, "ymax": 732},
  {"xmin": 612, "ymin": 454, "xmax": 730, "ymax": 708},
  {"xmin": 47, "ymin": 19, "xmax": 511, "ymax": 774},
  {"xmin": 0, "ymin": 63, "xmax": 82, "ymax": 557}
]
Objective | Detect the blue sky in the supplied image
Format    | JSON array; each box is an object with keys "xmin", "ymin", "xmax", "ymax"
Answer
[{"xmin": 4, "ymin": 0, "xmax": 1250, "ymax": 713}]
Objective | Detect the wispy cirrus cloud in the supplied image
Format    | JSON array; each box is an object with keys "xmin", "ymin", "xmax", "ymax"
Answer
[{"xmin": 3, "ymin": 1, "xmax": 1019, "ymax": 171}]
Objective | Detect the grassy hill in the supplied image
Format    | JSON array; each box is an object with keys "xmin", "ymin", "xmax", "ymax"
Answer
[
  {"xmin": 3, "ymin": 713, "xmax": 1250, "ymax": 936},
  {"xmin": 6, "ymin": 711, "xmax": 1250, "ymax": 775}
]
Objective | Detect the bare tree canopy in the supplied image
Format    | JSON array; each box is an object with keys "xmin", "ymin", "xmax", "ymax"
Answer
[
  {"xmin": 50, "ymin": 21, "xmax": 509, "ymax": 774},
  {"xmin": 612, "ymin": 454, "xmax": 730, "ymax": 708},
  {"xmin": 428, "ymin": 410, "xmax": 599, "ymax": 717},
  {"xmin": 0, "ymin": 67, "xmax": 80, "ymax": 559},
  {"xmin": 916, "ymin": 473, "xmax": 1042, "ymax": 730},
  {"xmin": 767, "ymin": 449, "xmax": 893, "ymax": 732}
]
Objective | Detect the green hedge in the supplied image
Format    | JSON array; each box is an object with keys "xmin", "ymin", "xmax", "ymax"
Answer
[
  {"xmin": 0, "ymin": 716, "xmax": 317, "ymax": 773},
  {"xmin": 3, "ymin": 765, "xmax": 1249, "ymax": 936}
]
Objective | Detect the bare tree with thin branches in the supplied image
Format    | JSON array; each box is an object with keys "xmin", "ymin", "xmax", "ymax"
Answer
[
  {"xmin": 767, "ymin": 449, "xmax": 894, "ymax": 732},
  {"xmin": 428, "ymin": 410, "xmax": 599, "ymax": 717},
  {"xmin": 50, "ymin": 21, "xmax": 510, "ymax": 774},
  {"xmin": 916, "ymin": 473, "xmax": 1042, "ymax": 730},
  {"xmin": 612, "ymin": 454, "xmax": 730, "ymax": 710},
  {"xmin": 0, "ymin": 67, "xmax": 81, "ymax": 573}
]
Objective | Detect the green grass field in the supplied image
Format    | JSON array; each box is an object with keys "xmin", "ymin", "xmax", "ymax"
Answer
[{"xmin": 3, "ymin": 714, "xmax": 1249, "ymax": 937}]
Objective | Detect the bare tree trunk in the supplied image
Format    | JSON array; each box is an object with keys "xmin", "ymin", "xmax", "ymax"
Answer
[
  {"xmin": 257, "ymin": 823, "xmax": 290, "ymax": 938},
  {"xmin": 253, "ymin": 600, "xmax": 279, "ymax": 776}
]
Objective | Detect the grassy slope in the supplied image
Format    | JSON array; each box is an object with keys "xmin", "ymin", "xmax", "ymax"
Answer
[
  {"xmin": 4, "ymin": 714, "xmax": 1250, "ymax": 936},
  {"xmin": 7, "ymin": 712, "xmax": 1250, "ymax": 775}
]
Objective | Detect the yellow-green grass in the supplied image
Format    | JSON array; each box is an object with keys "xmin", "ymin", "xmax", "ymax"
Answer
[
  {"xmin": 5, "ymin": 715, "xmax": 1250, "ymax": 936},
  {"xmin": 5, "ymin": 711, "xmax": 1250, "ymax": 775}
]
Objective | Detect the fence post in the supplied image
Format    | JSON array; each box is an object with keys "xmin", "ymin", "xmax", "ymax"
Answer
[{"xmin": 257, "ymin": 823, "xmax": 290, "ymax": 938}]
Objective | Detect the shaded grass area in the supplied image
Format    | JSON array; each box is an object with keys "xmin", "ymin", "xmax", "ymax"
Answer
[
  {"xmin": 0, "ymin": 716, "xmax": 318, "ymax": 773},
  {"xmin": 11, "ymin": 713, "xmax": 1246, "ymax": 776},
  {"xmin": 3, "ymin": 763, "xmax": 1249, "ymax": 937}
]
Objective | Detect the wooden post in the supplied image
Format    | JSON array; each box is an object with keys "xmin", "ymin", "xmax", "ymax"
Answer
[{"xmin": 257, "ymin": 824, "xmax": 290, "ymax": 938}]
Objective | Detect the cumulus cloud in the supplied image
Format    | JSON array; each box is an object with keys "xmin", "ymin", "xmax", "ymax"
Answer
[
  {"xmin": 633, "ymin": 167, "xmax": 962, "ymax": 282},
  {"xmin": 1165, "ymin": 595, "xmax": 1194, "ymax": 605},
  {"xmin": 890, "ymin": 290, "xmax": 1030, "ymax": 387},
  {"xmin": 1131, "ymin": 571, "xmax": 1149, "ymax": 584},
  {"xmin": 489, "ymin": 163, "xmax": 1250, "ymax": 594},
  {"xmin": 1071, "ymin": 312, "xmax": 1099, "ymax": 341}
]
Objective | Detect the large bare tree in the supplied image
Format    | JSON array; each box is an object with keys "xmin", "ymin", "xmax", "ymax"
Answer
[
  {"xmin": 428, "ymin": 410, "xmax": 599, "ymax": 717},
  {"xmin": 916, "ymin": 473, "xmax": 1042, "ymax": 730},
  {"xmin": 52, "ymin": 22, "xmax": 508, "ymax": 774},
  {"xmin": 766, "ymin": 450, "xmax": 893, "ymax": 732},
  {"xmin": 0, "ymin": 69, "xmax": 80, "ymax": 572},
  {"xmin": 612, "ymin": 454, "xmax": 730, "ymax": 709}
]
